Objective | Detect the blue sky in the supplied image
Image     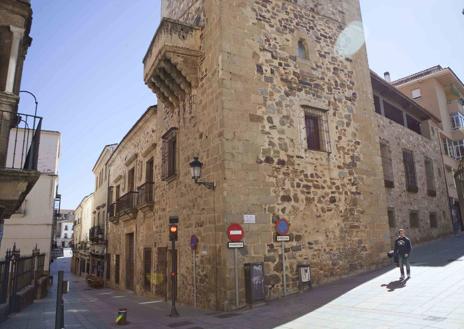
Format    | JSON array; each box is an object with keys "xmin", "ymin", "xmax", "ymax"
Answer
[{"xmin": 19, "ymin": 1, "xmax": 463, "ymax": 209}]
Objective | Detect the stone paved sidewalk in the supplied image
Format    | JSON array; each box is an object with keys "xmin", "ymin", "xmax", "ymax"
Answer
[{"xmin": 1, "ymin": 235, "xmax": 464, "ymax": 329}]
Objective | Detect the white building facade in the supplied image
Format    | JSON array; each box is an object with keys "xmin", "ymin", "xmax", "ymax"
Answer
[{"xmin": 0, "ymin": 129, "xmax": 60, "ymax": 271}]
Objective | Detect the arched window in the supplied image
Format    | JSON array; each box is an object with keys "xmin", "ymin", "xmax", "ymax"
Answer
[{"xmin": 297, "ymin": 39, "xmax": 308, "ymax": 60}]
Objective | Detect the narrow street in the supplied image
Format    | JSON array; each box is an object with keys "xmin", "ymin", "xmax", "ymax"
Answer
[{"xmin": 0, "ymin": 235, "xmax": 463, "ymax": 329}]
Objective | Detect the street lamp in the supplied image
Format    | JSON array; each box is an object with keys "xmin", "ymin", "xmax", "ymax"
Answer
[{"xmin": 189, "ymin": 157, "xmax": 215, "ymax": 190}]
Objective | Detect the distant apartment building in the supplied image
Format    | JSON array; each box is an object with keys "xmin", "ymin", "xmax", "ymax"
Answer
[
  {"xmin": 371, "ymin": 72, "xmax": 453, "ymax": 243},
  {"xmin": 0, "ymin": 0, "xmax": 43, "ymax": 244},
  {"xmin": 55, "ymin": 209, "xmax": 74, "ymax": 248},
  {"xmin": 0, "ymin": 129, "xmax": 60, "ymax": 271},
  {"xmin": 393, "ymin": 66, "xmax": 464, "ymax": 233},
  {"xmin": 72, "ymin": 193, "xmax": 93, "ymax": 276},
  {"xmin": 89, "ymin": 144, "xmax": 116, "ymax": 279}
]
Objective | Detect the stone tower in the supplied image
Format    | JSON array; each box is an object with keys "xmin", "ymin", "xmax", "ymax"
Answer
[{"xmin": 143, "ymin": 0, "xmax": 390, "ymax": 310}]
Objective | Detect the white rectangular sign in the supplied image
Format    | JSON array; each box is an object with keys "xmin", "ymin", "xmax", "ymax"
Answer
[
  {"xmin": 276, "ymin": 235, "xmax": 290, "ymax": 242},
  {"xmin": 227, "ymin": 241, "xmax": 244, "ymax": 248},
  {"xmin": 243, "ymin": 214, "xmax": 256, "ymax": 224}
]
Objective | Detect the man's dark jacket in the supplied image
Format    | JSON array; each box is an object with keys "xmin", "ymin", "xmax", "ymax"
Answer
[{"xmin": 394, "ymin": 236, "xmax": 412, "ymax": 256}]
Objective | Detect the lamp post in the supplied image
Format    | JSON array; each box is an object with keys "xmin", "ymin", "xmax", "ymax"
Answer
[{"xmin": 189, "ymin": 157, "xmax": 215, "ymax": 190}]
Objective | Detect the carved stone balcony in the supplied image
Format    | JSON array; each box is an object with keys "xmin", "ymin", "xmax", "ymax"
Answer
[{"xmin": 143, "ymin": 18, "xmax": 202, "ymax": 108}]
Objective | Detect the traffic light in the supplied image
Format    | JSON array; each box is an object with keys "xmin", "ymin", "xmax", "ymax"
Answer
[{"xmin": 169, "ymin": 224, "xmax": 178, "ymax": 241}]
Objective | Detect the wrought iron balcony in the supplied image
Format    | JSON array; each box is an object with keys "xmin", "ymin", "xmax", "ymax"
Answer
[
  {"xmin": 89, "ymin": 226, "xmax": 104, "ymax": 243},
  {"xmin": 116, "ymin": 191, "xmax": 138, "ymax": 217},
  {"xmin": 137, "ymin": 182, "xmax": 154, "ymax": 208},
  {"xmin": 2, "ymin": 110, "xmax": 42, "ymax": 170}
]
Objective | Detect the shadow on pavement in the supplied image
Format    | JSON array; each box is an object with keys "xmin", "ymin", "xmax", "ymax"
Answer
[
  {"xmin": 381, "ymin": 278, "xmax": 409, "ymax": 292},
  {"xmin": 409, "ymin": 235, "xmax": 464, "ymax": 267}
]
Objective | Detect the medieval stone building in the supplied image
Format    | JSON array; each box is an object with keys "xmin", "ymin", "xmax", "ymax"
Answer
[
  {"xmin": 104, "ymin": 0, "xmax": 395, "ymax": 311},
  {"xmin": 371, "ymin": 72, "xmax": 453, "ymax": 244}
]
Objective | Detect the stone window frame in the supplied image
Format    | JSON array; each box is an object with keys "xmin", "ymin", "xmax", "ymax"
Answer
[
  {"xmin": 300, "ymin": 105, "xmax": 331, "ymax": 154},
  {"xmin": 429, "ymin": 212, "xmax": 438, "ymax": 228},
  {"xmin": 424, "ymin": 156, "xmax": 436, "ymax": 197},
  {"xmin": 409, "ymin": 210, "xmax": 420, "ymax": 228},
  {"xmin": 297, "ymin": 38, "xmax": 309, "ymax": 60},
  {"xmin": 387, "ymin": 207, "xmax": 396, "ymax": 228},
  {"xmin": 402, "ymin": 149, "xmax": 418, "ymax": 193},
  {"xmin": 161, "ymin": 127, "xmax": 178, "ymax": 182},
  {"xmin": 379, "ymin": 141, "xmax": 394, "ymax": 188}
]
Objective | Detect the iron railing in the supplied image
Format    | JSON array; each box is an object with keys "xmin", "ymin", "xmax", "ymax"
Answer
[
  {"xmin": 89, "ymin": 225, "xmax": 104, "ymax": 243},
  {"xmin": 116, "ymin": 191, "xmax": 138, "ymax": 216},
  {"xmin": 15, "ymin": 256, "xmax": 34, "ymax": 291},
  {"xmin": 137, "ymin": 182, "xmax": 154, "ymax": 207},
  {"xmin": 2, "ymin": 110, "xmax": 42, "ymax": 170}
]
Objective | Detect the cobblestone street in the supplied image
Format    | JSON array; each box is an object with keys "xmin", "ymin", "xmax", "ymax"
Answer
[{"xmin": 0, "ymin": 235, "xmax": 463, "ymax": 329}]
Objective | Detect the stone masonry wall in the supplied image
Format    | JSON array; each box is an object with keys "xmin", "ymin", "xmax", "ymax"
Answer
[
  {"xmin": 376, "ymin": 115, "xmax": 453, "ymax": 244},
  {"xmin": 218, "ymin": 0, "xmax": 390, "ymax": 306}
]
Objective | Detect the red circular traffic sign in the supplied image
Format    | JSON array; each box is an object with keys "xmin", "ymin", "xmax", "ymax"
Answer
[{"xmin": 227, "ymin": 223, "xmax": 244, "ymax": 242}]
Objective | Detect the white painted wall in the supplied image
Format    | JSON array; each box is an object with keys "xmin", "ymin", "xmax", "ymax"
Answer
[{"xmin": 0, "ymin": 130, "xmax": 60, "ymax": 270}]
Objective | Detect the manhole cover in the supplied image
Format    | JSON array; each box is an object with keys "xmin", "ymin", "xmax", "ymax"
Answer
[
  {"xmin": 424, "ymin": 316, "xmax": 446, "ymax": 322},
  {"xmin": 167, "ymin": 321, "xmax": 194, "ymax": 328}
]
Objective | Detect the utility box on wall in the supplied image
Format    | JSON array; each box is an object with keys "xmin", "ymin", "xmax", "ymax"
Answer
[
  {"xmin": 298, "ymin": 264, "xmax": 311, "ymax": 289},
  {"xmin": 244, "ymin": 263, "xmax": 265, "ymax": 304}
]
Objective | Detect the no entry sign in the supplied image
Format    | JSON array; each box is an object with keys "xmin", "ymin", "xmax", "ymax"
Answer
[{"xmin": 227, "ymin": 223, "xmax": 244, "ymax": 242}]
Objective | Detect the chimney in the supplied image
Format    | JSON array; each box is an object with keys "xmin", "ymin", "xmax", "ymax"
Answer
[{"xmin": 384, "ymin": 72, "xmax": 391, "ymax": 82}]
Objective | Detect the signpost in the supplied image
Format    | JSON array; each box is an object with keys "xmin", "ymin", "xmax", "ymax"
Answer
[
  {"xmin": 190, "ymin": 235, "xmax": 198, "ymax": 308},
  {"xmin": 275, "ymin": 218, "xmax": 289, "ymax": 297},
  {"xmin": 226, "ymin": 223, "xmax": 244, "ymax": 308}
]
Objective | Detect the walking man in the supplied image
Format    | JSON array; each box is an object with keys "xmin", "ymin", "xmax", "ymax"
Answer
[{"xmin": 394, "ymin": 229, "xmax": 412, "ymax": 280}]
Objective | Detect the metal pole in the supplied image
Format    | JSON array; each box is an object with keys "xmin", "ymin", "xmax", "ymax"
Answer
[
  {"xmin": 281, "ymin": 241, "xmax": 287, "ymax": 296},
  {"xmin": 192, "ymin": 249, "xmax": 196, "ymax": 308},
  {"xmin": 55, "ymin": 270, "xmax": 64, "ymax": 329},
  {"xmin": 169, "ymin": 240, "xmax": 179, "ymax": 317},
  {"xmin": 234, "ymin": 248, "xmax": 239, "ymax": 308}
]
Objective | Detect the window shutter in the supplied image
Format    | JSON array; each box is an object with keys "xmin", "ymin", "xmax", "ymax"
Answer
[{"xmin": 403, "ymin": 150, "xmax": 417, "ymax": 192}]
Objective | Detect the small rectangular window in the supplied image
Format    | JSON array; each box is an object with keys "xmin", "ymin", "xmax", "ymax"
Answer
[
  {"xmin": 409, "ymin": 210, "xmax": 419, "ymax": 228},
  {"xmin": 429, "ymin": 212, "xmax": 438, "ymax": 228},
  {"xmin": 374, "ymin": 95, "xmax": 381, "ymax": 114},
  {"xmin": 425, "ymin": 157, "xmax": 436, "ymax": 197},
  {"xmin": 380, "ymin": 142, "xmax": 394, "ymax": 188},
  {"xmin": 387, "ymin": 208, "xmax": 396, "ymax": 228},
  {"xmin": 403, "ymin": 150, "xmax": 418, "ymax": 193},
  {"xmin": 411, "ymin": 89, "xmax": 421, "ymax": 99},
  {"xmin": 303, "ymin": 107, "xmax": 330, "ymax": 153},
  {"xmin": 162, "ymin": 128, "xmax": 178, "ymax": 180}
]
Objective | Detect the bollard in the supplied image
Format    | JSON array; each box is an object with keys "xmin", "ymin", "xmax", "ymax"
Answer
[{"xmin": 115, "ymin": 308, "xmax": 128, "ymax": 325}]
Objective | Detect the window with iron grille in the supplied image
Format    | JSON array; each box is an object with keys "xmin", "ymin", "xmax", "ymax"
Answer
[
  {"xmin": 387, "ymin": 208, "xmax": 396, "ymax": 228},
  {"xmin": 115, "ymin": 255, "xmax": 120, "ymax": 285},
  {"xmin": 303, "ymin": 107, "xmax": 330, "ymax": 153},
  {"xmin": 403, "ymin": 150, "xmax": 418, "ymax": 193},
  {"xmin": 143, "ymin": 248, "xmax": 152, "ymax": 291},
  {"xmin": 429, "ymin": 212, "xmax": 438, "ymax": 228},
  {"xmin": 297, "ymin": 39, "xmax": 308, "ymax": 60},
  {"xmin": 409, "ymin": 210, "xmax": 419, "ymax": 228},
  {"xmin": 161, "ymin": 128, "xmax": 178, "ymax": 180},
  {"xmin": 380, "ymin": 142, "xmax": 394, "ymax": 188},
  {"xmin": 424, "ymin": 157, "xmax": 436, "ymax": 197}
]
